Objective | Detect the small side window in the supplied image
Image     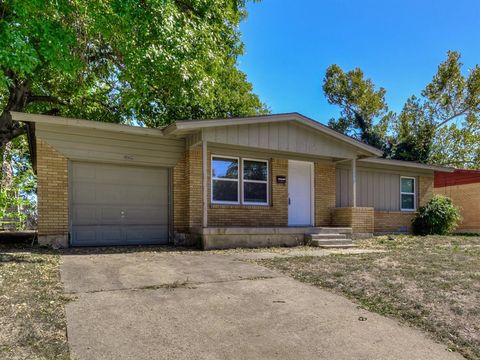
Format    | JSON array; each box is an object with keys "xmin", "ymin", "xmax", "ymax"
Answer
[{"xmin": 400, "ymin": 177, "xmax": 416, "ymax": 211}]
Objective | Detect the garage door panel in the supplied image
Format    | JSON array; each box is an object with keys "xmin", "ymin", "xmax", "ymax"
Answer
[
  {"xmin": 72, "ymin": 183, "xmax": 97, "ymax": 203},
  {"xmin": 71, "ymin": 162, "xmax": 169, "ymax": 246},
  {"xmin": 126, "ymin": 186, "xmax": 168, "ymax": 205},
  {"xmin": 73, "ymin": 226, "xmax": 125, "ymax": 245},
  {"xmin": 124, "ymin": 225, "xmax": 169, "ymax": 244},
  {"xmin": 99, "ymin": 206, "xmax": 125, "ymax": 224},
  {"xmin": 124, "ymin": 206, "xmax": 168, "ymax": 225},
  {"xmin": 72, "ymin": 162, "xmax": 96, "ymax": 180},
  {"xmin": 72, "ymin": 205, "xmax": 98, "ymax": 224}
]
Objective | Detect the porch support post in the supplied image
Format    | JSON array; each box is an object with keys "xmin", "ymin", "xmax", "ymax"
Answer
[
  {"xmin": 352, "ymin": 158, "xmax": 357, "ymax": 208},
  {"xmin": 202, "ymin": 140, "xmax": 208, "ymax": 228}
]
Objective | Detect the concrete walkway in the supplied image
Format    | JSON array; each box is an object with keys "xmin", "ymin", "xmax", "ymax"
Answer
[{"xmin": 61, "ymin": 250, "xmax": 463, "ymax": 360}]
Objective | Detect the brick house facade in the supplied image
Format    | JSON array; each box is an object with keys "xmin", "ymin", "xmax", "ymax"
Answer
[{"xmin": 18, "ymin": 111, "xmax": 448, "ymax": 248}]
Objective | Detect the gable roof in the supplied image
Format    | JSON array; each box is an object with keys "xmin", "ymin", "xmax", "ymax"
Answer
[{"xmin": 163, "ymin": 112, "xmax": 383, "ymax": 157}]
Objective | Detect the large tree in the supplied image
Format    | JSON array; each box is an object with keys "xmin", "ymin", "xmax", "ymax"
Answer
[
  {"xmin": 322, "ymin": 64, "xmax": 393, "ymax": 151},
  {"xmin": 0, "ymin": 0, "xmax": 266, "ymax": 147},
  {"xmin": 393, "ymin": 51, "xmax": 480, "ymax": 166},
  {"xmin": 323, "ymin": 52, "xmax": 480, "ymax": 168}
]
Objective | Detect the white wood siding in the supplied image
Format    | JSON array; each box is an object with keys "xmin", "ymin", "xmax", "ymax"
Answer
[
  {"xmin": 36, "ymin": 123, "xmax": 185, "ymax": 167},
  {"xmin": 202, "ymin": 122, "xmax": 360, "ymax": 159}
]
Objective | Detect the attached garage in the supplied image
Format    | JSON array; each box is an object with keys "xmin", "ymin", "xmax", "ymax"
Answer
[
  {"xmin": 71, "ymin": 162, "xmax": 170, "ymax": 246},
  {"xmin": 14, "ymin": 112, "xmax": 185, "ymax": 247}
]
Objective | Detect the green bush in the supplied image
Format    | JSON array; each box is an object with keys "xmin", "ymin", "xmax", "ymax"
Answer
[{"xmin": 412, "ymin": 195, "xmax": 461, "ymax": 235}]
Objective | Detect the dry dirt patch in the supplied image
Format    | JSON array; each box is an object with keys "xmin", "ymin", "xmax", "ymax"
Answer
[{"xmin": 0, "ymin": 244, "xmax": 71, "ymax": 359}]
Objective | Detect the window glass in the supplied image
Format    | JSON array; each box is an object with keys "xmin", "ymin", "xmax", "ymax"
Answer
[
  {"xmin": 401, "ymin": 194, "xmax": 415, "ymax": 210},
  {"xmin": 212, "ymin": 157, "xmax": 238, "ymax": 179},
  {"xmin": 243, "ymin": 160, "xmax": 267, "ymax": 181},
  {"xmin": 244, "ymin": 182, "xmax": 267, "ymax": 203},
  {"xmin": 401, "ymin": 178, "xmax": 414, "ymax": 193},
  {"xmin": 212, "ymin": 180, "xmax": 238, "ymax": 202}
]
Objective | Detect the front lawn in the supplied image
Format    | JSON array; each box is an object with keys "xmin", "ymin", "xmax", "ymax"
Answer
[
  {"xmin": 0, "ymin": 243, "xmax": 71, "ymax": 359},
  {"xmin": 258, "ymin": 235, "xmax": 480, "ymax": 360}
]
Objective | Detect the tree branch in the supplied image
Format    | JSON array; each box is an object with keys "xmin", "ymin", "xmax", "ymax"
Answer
[
  {"xmin": 27, "ymin": 95, "xmax": 69, "ymax": 106},
  {"xmin": 435, "ymin": 108, "xmax": 469, "ymax": 128}
]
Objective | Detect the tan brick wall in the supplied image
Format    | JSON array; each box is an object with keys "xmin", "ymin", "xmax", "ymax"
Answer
[
  {"xmin": 314, "ymin": 163, "xmax": 335, "ymax": 226},
  {"xmin": 36, "ymin": 139, "xmax": 68, "ymax": 239},
  {"xmin": 332, "ymin": 207, "xmax": 374, "ymax": 233},
  {"xmin": 374, "ymin": 211, "xmax": 414, "ymax": 233},
  {"xmin": 177, "ymin": 153, "xmax": 337, "ymax": 229},
  {"xmin": 186, "ymin": 147, "xmax": 203, "ymax": 228},
  {"xmin": 173, "ymin": 153, "xmax": 188, "ymax": 232},
  {"xmin": 173, "ymin": 147, "xmax": 203, "ymax": 233},
  {"xmin": 207, "ymin": 157, "xmax": 288, "ymax": 227},
  {"xmin": 435, "ymin": 183, "xmax": 480, "ymax": 232},
  {"xmin": 418, "ymin": 176, "xmax": 434, "ymax": 207}
]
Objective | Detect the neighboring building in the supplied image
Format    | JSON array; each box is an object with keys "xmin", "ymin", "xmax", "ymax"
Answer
[
  {"xmin": 434, "ymin": 169, "xmax": 480, "ymax": 233},
  {"xmin": 11, "ymin": 112, "xmax": 453, "ymax": 249}
]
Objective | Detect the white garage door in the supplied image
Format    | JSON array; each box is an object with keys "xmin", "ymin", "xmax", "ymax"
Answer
[{"xmin": 71, "ymin": 162, "xmax": 169, "ymax": 246}]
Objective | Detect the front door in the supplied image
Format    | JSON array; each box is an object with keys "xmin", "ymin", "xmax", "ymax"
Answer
[{"xmin": 288, "ymin": 160, "xmax": 313, "ymax": 226}]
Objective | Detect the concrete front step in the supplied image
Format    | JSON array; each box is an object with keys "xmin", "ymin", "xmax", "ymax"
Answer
[
  {"xmin": 307, "ymin": 233, "xmax": 347, "ymax": 240},
  {"xmin": 308, "ymin": 233, "xmax": 357, "ymax": 248},
  {"xmin": 312, "ymin": 243, "xmax": 358, "ymax": 249},
  {"xmin": 311, "ymin": 227, "xmax": 353, "ymax": 235}
]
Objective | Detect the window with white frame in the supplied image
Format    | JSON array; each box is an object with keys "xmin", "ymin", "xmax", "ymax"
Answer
[
  {"xmin": 243, "ymin": 159, "xmax": 268, "ymax": 205},
  {"xmin": 400, "ymin": 177, "xmax": 416, "ymax": 211},
  {"xmin": 211, "ymin": 156, "xmax": 269, "ymax": 205},
  {"xmin": 211, "ymin": 156, "xmax": 239, "ymax": 203}
]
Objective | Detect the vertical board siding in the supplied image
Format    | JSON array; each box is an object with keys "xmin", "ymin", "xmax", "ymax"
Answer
[
  {"xmin": 36, "ymin": 123, "xmax": 185, "ymax": 167},
  {"xmin": 336, "ymin": 168, "xmax": 404, "ymax": 211},
  {"xmin": 203, "ymin": 122, "xmax": 360, "ymax": 158}
]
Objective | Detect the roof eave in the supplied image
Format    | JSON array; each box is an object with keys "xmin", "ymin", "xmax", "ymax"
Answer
[
  {"xmin": 359, "ymin": 157, "xmax": 455, "ymax": 173},
  {"xmin": 10, "ymin": 111, "xmax": 166, "ymax": 138}
]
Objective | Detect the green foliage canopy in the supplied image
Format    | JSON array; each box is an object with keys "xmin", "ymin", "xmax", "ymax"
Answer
[
  {"xmin": 0, "ymin": 0, "xmax": 267, "ymax": 146},
  {"xmin": 323, "ymin": 52, "xmax": 480, "ymax": 168},
  {"xmin": 322, "ymin": 64, "xmax": 393, "ymax": 151}
]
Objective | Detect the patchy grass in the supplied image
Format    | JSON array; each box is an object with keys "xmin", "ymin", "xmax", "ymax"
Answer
[
  {"xmin": 0, "ymin": 243, "xmax": 71, "ymax": 359},
  {"xmin": 258, "ymin": 235, "xmax": 480, "ymax": 360}
]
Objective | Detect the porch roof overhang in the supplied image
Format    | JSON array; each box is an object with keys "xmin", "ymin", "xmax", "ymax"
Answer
[{"xmin": 358, "ymin": 157, "xmax": 455, "ymax": 173}]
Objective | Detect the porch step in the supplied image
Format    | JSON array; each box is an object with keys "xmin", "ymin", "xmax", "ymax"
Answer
[
  {"xmin": 307, "ymin": 233, "xmax": 347, "ymax": 240},
  {"xmin": 310, "ymin": 242, "xmax": 358, "ymax": 249},
  {"xmin": 306, "ymin": 233, "xmax": 356, "ymax": 249}
]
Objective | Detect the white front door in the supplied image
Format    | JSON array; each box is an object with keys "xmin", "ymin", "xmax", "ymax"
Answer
[{"xmin": 288, "ymin": 160, "xmax": 313, "ymax": 226}]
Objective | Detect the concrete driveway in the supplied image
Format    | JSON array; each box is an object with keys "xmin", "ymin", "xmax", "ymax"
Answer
[{"xmin": 61, "ymin": 249, "xmax": 463, "ymax": 360}]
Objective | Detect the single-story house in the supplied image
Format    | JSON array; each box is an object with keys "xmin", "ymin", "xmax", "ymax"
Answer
[
  {"xmin": 11, "ymin": 111, "xmax": 453, "ymax": 249},
  {"xmin": 434, "ymin": 169, "xmax": 480, "ymax": 233}
]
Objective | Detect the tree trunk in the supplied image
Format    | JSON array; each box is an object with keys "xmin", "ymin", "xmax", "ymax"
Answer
[
  {"xmin": 0, "ymin": 78, "xmax": 31, "ymax": 148},
  {"xmin": 1, "ymin": 141, "xmax": 13, "ymax": 190}
]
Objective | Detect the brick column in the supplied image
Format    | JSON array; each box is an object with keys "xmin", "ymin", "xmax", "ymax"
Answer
[
  {"xmin": 187, "ymin": 147, "xmax": 203, "ymax": 228},
  {"xmin": 314, "ymin": 162, "xmax": 336, "ymax": 226},
  {"xmin": 332, "ymin": 207, "xmax": 374, "ymax": 233},
  {"xmin": 36, "ymin": 139, "xmax": 69, "ymax": 247}
]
